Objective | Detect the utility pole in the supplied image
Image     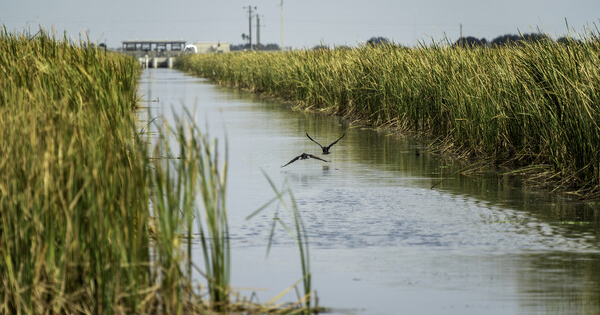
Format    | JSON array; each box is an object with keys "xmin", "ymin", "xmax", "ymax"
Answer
[
  {"xmin": 256, "ymin": 15, "xmax": 261, "ymax": 50},
  {"xmin": 280, "ymin": 0, "xmax": 284, "ymax": 51},
  {"xmin": 460, "ymin": 23, "xmax": 463, "ymax": 38},
  {"xmin": 244, "ymin": 5, "xmax": 257, "ymax": 50}
]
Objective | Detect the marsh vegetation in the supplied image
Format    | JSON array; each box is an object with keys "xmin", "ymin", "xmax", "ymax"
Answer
[
  {"xmin": 175, "ymin": 30, "xmax": 600, "ymax": 199},
  {"xmin": 0, "ymin": 30, "xmax": 315, "ymax": 314}
]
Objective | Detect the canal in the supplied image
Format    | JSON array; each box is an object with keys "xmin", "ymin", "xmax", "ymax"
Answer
[{"xmin": 139, "ymin": 68, "xmax": 600, "ymax": 314}]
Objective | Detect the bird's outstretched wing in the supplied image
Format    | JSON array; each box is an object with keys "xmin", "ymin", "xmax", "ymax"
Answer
[
  {"xmin": 306, "ymin": 154, "xmax": 329, "ymax": 163},
  {"xmin": 282, "ymin": 155, "xmax": 302, "ymax": 167},
  {"xmin": 325, "ymin": 134, "xmax": 345, "ymax": 149},
  {"xmin": 306, "ymin": 133, "xmax": 324, "ymax": 149}
]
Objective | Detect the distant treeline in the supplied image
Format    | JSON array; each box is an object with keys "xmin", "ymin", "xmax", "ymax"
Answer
[
  {"xmin": 454, "ymin": 32, "xmax": 576, "ymax": 47},
  {"xmin": 366, "ymin": 34, "xmax": 578, "ymax": 48},
  {"xmin": 229, "ymin": 33, "xmax": 577, "ymax": 51},
  {"xmin": 231, "ymin": 43, "xmax": 281, "ymax": 51}
]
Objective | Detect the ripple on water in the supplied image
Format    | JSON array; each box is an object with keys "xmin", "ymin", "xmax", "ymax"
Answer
[{"xmin": 233, "ymin": 186, "xmax": 600, "ymax": 254}]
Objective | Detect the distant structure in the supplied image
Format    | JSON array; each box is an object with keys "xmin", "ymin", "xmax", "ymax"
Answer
[
  {"xmin": 122, "ymin": 40, "xmax": 186, "ymax": 54},
  {"xmin": 186, "ymin": 41, "xmax": 230, "ymax": 54},
  {"xmin": 120, "ymin": 39, "xmax": 230, "ymax": 68},
  {"xmin": 121, "ymin": 39, "xmax": 186, "ymax": 68}
]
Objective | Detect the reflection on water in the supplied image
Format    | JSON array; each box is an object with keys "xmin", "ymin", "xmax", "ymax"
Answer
[{"xmin": 139, "ymin": 69, "xmax": 600, "ymax": 315}]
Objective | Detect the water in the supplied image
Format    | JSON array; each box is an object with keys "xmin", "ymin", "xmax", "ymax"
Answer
[{"xmin": 139, "ymin": 68, "xmax": 600, "ymax": 314}]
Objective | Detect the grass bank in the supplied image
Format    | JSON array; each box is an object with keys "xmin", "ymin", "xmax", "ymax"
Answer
[
  {"xmin": 175, "ymin": 32, "xmax": 600, "ymax": 198},
  {"xmin": 0, "ymin": 30, "xmax": 315, "ymax": 314},
  {"xmin": 0, "ymin": 29, "xmax": 150, "ymax": 314}
]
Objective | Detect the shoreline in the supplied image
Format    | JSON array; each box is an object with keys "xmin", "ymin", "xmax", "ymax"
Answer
[{"xmin": 174, "ymin": 42, "xmax": 600, "ymax": 200}]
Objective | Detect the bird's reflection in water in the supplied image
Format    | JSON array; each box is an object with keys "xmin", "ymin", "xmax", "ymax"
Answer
[{"xmin": 282, "ymin": 166, "xmax": 333, "ymax": 187}]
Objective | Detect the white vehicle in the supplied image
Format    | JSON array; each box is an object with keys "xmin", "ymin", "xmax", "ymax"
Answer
[{"xmin": 184, "ymin": 44, "xmax": 198, "ymax": 54}]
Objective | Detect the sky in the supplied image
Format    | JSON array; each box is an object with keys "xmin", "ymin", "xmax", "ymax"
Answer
[{"xmin": 1, "ymin": 0, "xmax": 599, "ymax": 49}]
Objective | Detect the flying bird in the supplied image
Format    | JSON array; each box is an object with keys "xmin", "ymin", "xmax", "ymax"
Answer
[
  {"xmin": 306, "ymin": 133, "xmax": 345, "ymax": 155},
  {"xmin": 281, "ymin": 153, "xmax": 329, "ymax": 168}
]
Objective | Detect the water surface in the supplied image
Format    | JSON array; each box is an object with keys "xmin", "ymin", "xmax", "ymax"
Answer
[{"xmin": 139, "ymin": 68, "xmax": 600, "ymax": 315}]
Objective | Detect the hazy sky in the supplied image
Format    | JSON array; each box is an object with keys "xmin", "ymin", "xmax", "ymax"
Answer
[{"xmin": 1, "ymin": 0, "xmax": 599, "ymax": 49}]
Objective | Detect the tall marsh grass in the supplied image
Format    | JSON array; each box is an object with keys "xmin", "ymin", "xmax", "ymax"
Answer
[
  {"xmin": 175, "ymin": 31, "xmax": 600, "ymax": 197},
  {"xmin": 0, "ymin": 29, "xmax": 148, "ymax": 314},
  {"xmin": 0, "ymin": 29, "xmax": 314, "ymax": 314}
]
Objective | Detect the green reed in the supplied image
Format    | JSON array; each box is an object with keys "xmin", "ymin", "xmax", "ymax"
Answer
[
  {"xmin": 147, "ymin": 112, "xmax": 229, "ymax": 313},
  {"xmin": 0, "ymin": 29, "xmax": 314, "ymax": 314},
  {"xmin": 175, "ymin": 30, "xmax": 600, "ymax": 197},
  {"xmin": 247, "ymin": 172, "xmax": 313, "ymax": 312},
  {"xmin": 0, "ymin": 29, "xmax": 148, "ymax": 314}
]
